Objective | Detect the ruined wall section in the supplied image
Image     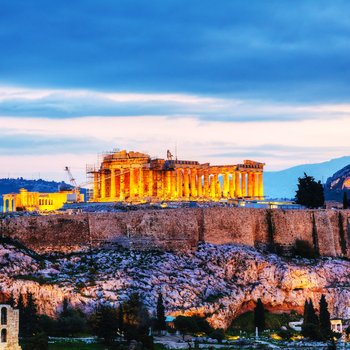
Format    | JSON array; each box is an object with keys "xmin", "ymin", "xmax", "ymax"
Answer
[
  {"xmin": 88, "ymin": 209, "xmax": 201, "ymax": 251},
  {"xmin": 1, "ymin": 208, "xmax": 350, "ymax": 258}
]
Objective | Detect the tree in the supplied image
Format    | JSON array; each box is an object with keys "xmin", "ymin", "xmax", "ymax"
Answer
[
  {"xmin": 295, "ymin": 173, "xmax": 324, "ymax": 208},
  {"xmin": 122, "ymin": 293, "xmax": 153, "ymax": 348},
  {"xmin": 6, "ymin": 293, "xmax": 15, "ymax": 307},
  {"xmin": 24, "ymin": 292, "xmax": 40, "ymax": 337},
  {"xmin": 118, "ymin": 303, "xmax": 124, "ymax": 334},
  {"xmin": 90, "ymin": 303, "xmax": 118, "ymax": 344},
  {"xmin": 319, "ymin": 295, "xmax": 331, "ymax": 338},
  {"xmin": 343, "ymin": 192, "xmax": 348, "ymax": 209},
  {"xmin": 17, "ymin": 294, "xmax": 26, "ymax": 337},
  {"xmin": 302, "ymin": 299, "xmax": 321, "ymax": 340},
  {"xmin": 155, "ymin": 293, "xmax": 166, "ymax": 333},
  {"xmin": 254, "ymin": 298, "xmax": 265, "ymax": 333},
  {"xmin": 56, "ymin": 299, "xmax": 87, "ymax": 337}
]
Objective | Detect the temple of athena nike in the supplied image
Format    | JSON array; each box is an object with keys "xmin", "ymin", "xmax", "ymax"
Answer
[{"xmin": 87, "ymin": 150, "xmax": 264, "ymax": 202}]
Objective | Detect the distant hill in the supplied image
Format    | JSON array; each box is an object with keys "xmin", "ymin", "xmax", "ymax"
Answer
[
  {"xmin": 325, "ymin": 164, "xmax": 350, "ymax": 201},
  {"xmin": 264, "ymin": 156, "xmax": 350, "ymax": 200},
  {"xmin": 0, "ymin": 178, "xmax": 72, "ymax": 197}
]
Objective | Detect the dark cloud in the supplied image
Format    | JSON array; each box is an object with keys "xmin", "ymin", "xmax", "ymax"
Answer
[{"xmin": 0, "ymin": 1, "xmax": 350, "ymax": 103}]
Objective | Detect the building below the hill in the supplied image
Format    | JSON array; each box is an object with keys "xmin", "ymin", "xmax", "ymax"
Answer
[
  {"xmin": 0, "ymin": 304, "xmax": 21, "ymax": 350},
  {"xmin": 87, "ymin": 149, "xmax": 265, "ymax": 202},
  {"xmin": 2, "ymin": 188, "xmax": 84, "ymax": 213}
]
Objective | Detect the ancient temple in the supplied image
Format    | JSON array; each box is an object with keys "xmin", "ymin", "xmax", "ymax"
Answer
[{"xmin": 87, "ymin": 150, "xmax": 264, "ymax": 202}]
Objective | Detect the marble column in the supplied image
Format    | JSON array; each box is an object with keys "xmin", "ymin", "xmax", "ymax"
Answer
[
  {"xmin": 171, "ymin": 171, "xmax": 176, "ymax": 198},
  {"xmin": 197, "ymin": 170, "xmax": 203, "ymax": 197},
  {"xmin": 235, "ymin": 171, "xmax": 241, "ymax": 197},
  {"xmin": 253, "ymin": 172, "xmax": 259, "ymax": 198},
  {"xmin": 138, "ymin": 167, "xmax": 144, "ymax": 198},
  {"xmin": 230, "ymin": 172, "xmax": 236, "ymax": 198},
  {"xmin": 184, "ymin": 169, "xmax": 190, "ymax": 198},
  {"xmin": 93, "ymin": 172, "xmax": 99, "ymax": 200},
  {"xmin": 203, "ymin": 170, "xmax": 209, "ymax": 197},
  {"xmin": 190, "ymin": 169, "xmax": 197, "ymax": 197},
  {"xmin": 223, "ymin": 173, "xmax": 230, "ymax": 197},
  {"xmin": 100, "ymin": 171, "xmax": 106, "ymax": 199},
  {"xmin": 148, "ymin": 170, "xmax": 153, "ymax": 197},
  {"xmin": 248, "ymin": 172, "xmax": 254, "ymax": 197},
  {"xmin": 241, "ymin": 172, "xmax": 247, "ymax": 197},
  {"xmin": 119, "ymin": 171, "xmax": 125, "ymax": 200},
  {"xmin": 129, "ymin": 168, "xmax": 135, "ymax": 198},
  {"xmin": 177, "ymin": 169, "xmax": 183, "ymax": 198},
  {"xmin": 259, "ymin": 172, "xmax": 264, "ymax": 198},
  {"xmin": 110, "ymin": 169, "xmax": 116, "ymax": 198},
  {"xmin": 157, "ymin": 171, "xmax": 163, "ymax": 198}
]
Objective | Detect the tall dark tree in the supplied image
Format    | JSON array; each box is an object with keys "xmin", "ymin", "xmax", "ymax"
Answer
[
  {"xmin": 156, "ymin": 293, "xmax": 166, "ymax": 333},
  {"xmin": 302, "ymin": 298, "xmax": 320, "ymax": 340},
  {"xmin": 17, "ymin": 294, "xmax": 26, "ymax": 337},
  {"xmin": 254, "ymin": 298, "xmax": 265, "ymax": 333},
  {"xmin": 90, "ymin": 303, "xmax": 118, "ymax": 344},
  {"xmin": 6, "ymin": 293, "xmax": 15, "ymax": 307},
  {"xmin": 295, "ymin": 173, "xmax": 325, "ymax": 208},
  {"xmin": 118, "ymin": 303, "xmax": 124, "ymax": 334},
  {"xmin": 343, "ymin": 192, "xmax": 348, "ymax": 209},
  {"xmin": 319, "ymin": 295, "xmax": 331, "ymax": 337},
  {"xmin": 24, "ymin": 292, "xmax": 40, "ymax": 336},
  {"xmin": 122, "ymin": 293, "xmax": 152, "ymax": 347}
]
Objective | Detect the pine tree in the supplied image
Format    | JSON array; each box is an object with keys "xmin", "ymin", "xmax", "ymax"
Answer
[
  {"xmin": 254, "ymin": 298, "xmax": 265, "ymax": 333},
  {"xmin": 319, "ymin": 295, "xmax": 331, "ymax": 337},
  {"xmin": 156, "ymin": 293, "xmax": 167, "ymax": 332},
  {"xmin": 343, "ymin": 192, "xmax": 348, "ymax": 209},
  {"xmin": 91, "ymin": 303, "xmax": 118, "ymax": 344}
]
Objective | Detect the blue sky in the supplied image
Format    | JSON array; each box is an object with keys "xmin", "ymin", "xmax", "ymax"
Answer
[{"xmin": 1, "ymin": 1, "xmax": 350, "ymax": 182}]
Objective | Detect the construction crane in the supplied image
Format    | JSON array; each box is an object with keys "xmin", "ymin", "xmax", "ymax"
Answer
[{"xmin": 64, "ymin": 166, "xmax": 82, "ymax": 202}]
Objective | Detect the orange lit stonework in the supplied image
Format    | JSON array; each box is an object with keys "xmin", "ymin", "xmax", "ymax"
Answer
[{"xmin": 88, "ymin": 150, "xmax": 265, "ymax": 202}]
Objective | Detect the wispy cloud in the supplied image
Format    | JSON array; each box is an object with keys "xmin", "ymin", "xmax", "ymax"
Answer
[{"xmin": 1, "ymin": 86, "xmax": 350, "ymax": 122}]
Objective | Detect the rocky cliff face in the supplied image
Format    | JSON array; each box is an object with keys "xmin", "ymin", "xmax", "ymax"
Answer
[
  {"xmin": 2, "ymin": 208, "xmax": 350, "ymax": 258},
  {"xmin": 325, "ymin": 164, "xmax": 350, "ymax": 201},
  {"xmin": 1, "ymin": 240, "xmax": 349, "ymax": 329}
]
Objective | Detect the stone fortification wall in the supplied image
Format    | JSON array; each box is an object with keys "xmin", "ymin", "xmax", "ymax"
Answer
[{"xmin": 1, "ymin": 208, "xmax": 350, "ymax": 258}]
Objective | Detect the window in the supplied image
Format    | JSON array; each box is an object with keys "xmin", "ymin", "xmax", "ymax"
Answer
[
  {"xmin": 1, "ymin": 308, "xmax": 7, "ymax": 325},
  {"xmin": 1, "ymin": 329, "xmax": 6, "ymax": 343}
]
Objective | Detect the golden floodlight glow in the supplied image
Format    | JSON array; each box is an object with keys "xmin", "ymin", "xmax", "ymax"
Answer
[{"xmin": 88, "ymin": 149, "xmax": 265, "ymax": 202}]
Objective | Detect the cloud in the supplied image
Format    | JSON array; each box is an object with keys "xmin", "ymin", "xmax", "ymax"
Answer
[
  {"xmin": 1, "ymin": 86, "xmax": 350, "ymax": 123},
  {"xmin": 1, "ymin": 1, "xmax": 350, "ymax": 102}
]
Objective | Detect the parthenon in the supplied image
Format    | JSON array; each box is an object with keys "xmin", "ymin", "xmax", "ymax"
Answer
[{"xmin": 87, "ymin": 150, "xmax": 265, "ymax": 202}]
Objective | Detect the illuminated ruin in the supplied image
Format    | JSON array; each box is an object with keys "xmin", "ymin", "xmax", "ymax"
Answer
[
  {"xmin": 2, "ymin": 188, "xmax": 83, "ymax": 213},
  {"xmin": 88, "ymin": 150, "xmax": 264, "ymax": 202}
]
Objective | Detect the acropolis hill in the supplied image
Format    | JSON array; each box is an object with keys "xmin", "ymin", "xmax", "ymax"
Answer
[{"xmin": 1, "ymin": 207, "xmax": 350, "ymax": 259}]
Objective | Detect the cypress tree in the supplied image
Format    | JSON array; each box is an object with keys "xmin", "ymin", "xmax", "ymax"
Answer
[
  {"xmin": 118, "ymin": 303, "xmax": 124, "ymax": 334},
  {"xmin": 302, "ymin": 298, "xmax": 320, "ymax": 340},
  {"xmin": 308, "ymin": 299, "xmax": 319, "ymax": 326},
  {"xmin": 254, "ymin": 298, "xmax": 265, "ymax": 332},
  {"xmin": 6, "ymin": 293, "xmax": 15, "ymax": 307},
  {"xmin": 17, "ymin": 294, "xmax": 26, "ymax": 337},
  {"xmin": 25, "ymin": 292, "xmax": 39, "ymax": 336},
  {"xmin": 156, "ymin": 293, "xmax": 167, "ymax": 332},
  {"xmin": 319, "ymin": 295, "xmax": 331, "ymax": 337},
  {"xmin": 343, "ymin": 192, "xmax": 348, "ymax": 209}
]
